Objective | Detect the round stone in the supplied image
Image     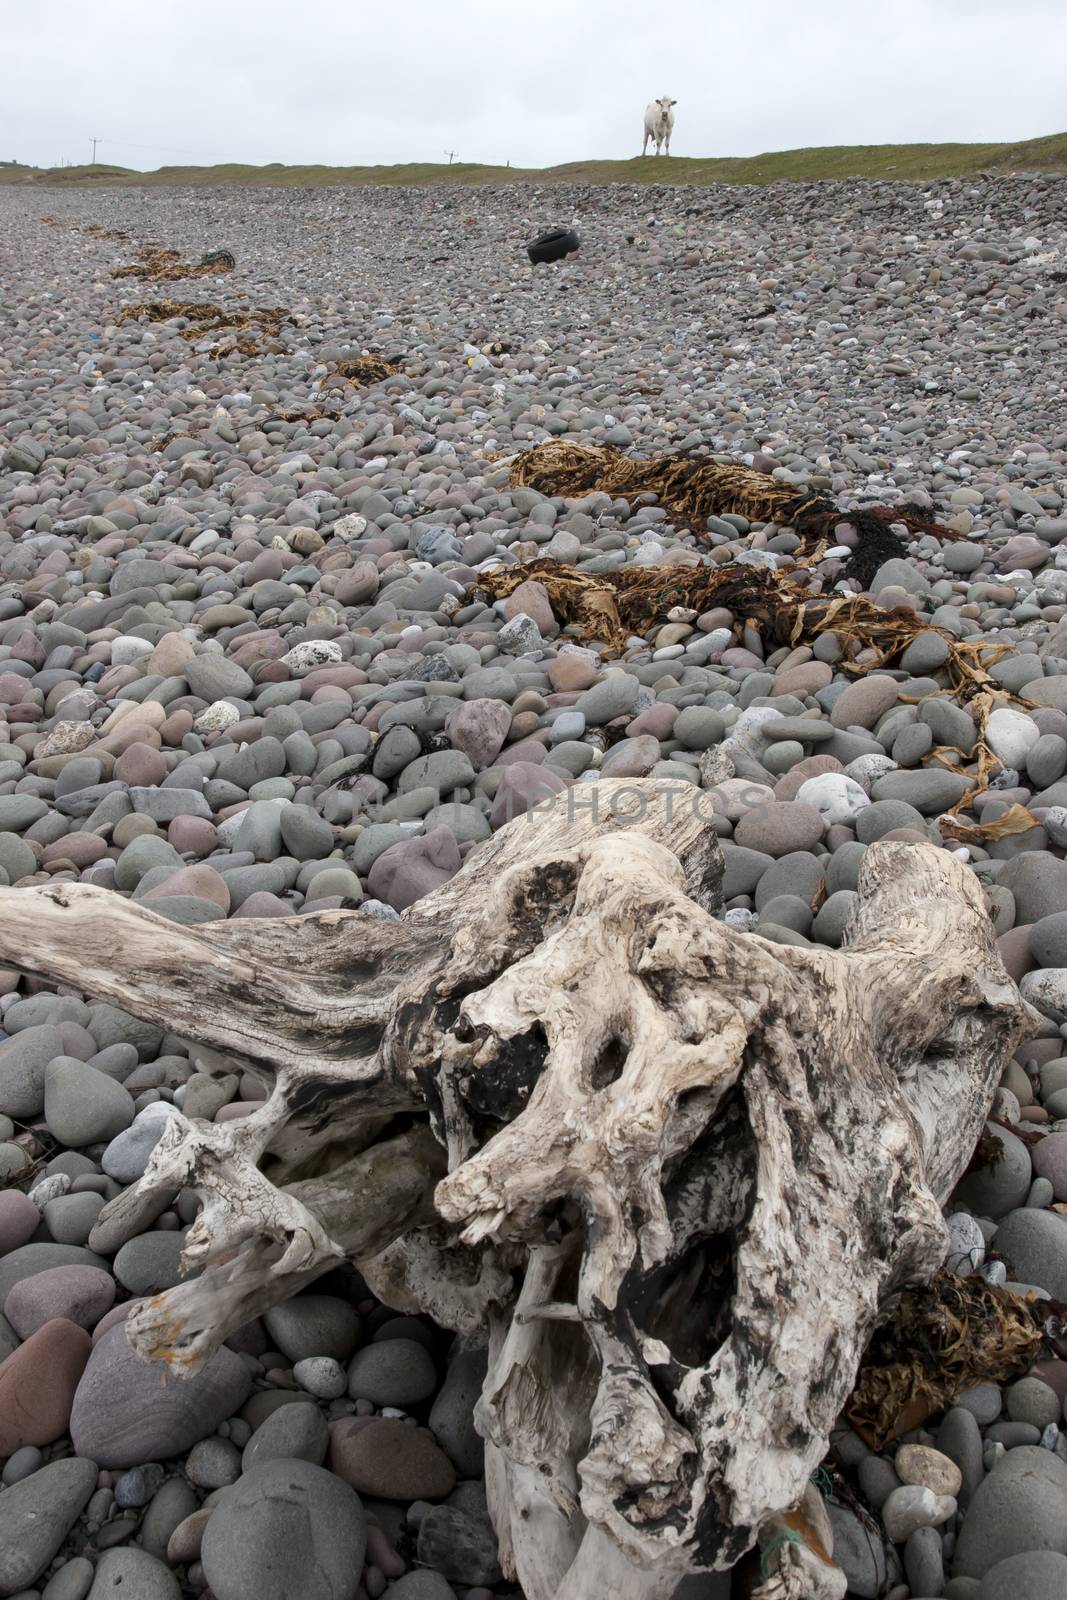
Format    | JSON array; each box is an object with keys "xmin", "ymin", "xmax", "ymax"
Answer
[
  {"xmin": 954, "ymin": 1446, "xmax": 1067, "ymax": 1578},
  {"xmin": 347, "ymin": 1338, "xmax": 437, "ymax": 1407},
  {"xmin": 1030, "ymin": 913, "xmax": 1067, "ymax": 969},
  {"xmin": 292, "ymin": 1356, "xmax": 347, "ymax": 1399},
  {"xmin": 112, "ymin": 1231, "xmax": 187, "ymax": 1295},
  {"xmin": 673, "ymin": 707, "xmax": 726, "ymax": 750},
  {"xmin": 263, "ymin": 1296, "xmax": 361, "ymax": 1363},
  {"xmin": 733, "ymin": 802, "xmax": 824, "ymax": 857},
  {"xmin": 953, "ymin": 1126, "xmax": 1032, "ymax": 1218},
  {"xmin": 186, "ymin": 1436, "xmax": 242, "ymax": 1489},
  {"xmin": 830, "ymin": 676, "xmax": 899, "ymax": 730},
  {"xmin": 993, "ymin": 1208, "xmax": 1067, "ymax": 1297},
  {"xmin": 895, "ymin": 1443, "xmax": 963, "ymax": 1498},
  {"xmin": 0, "ymin": 1192, "xmax": 42, "ymax": 1254},
  {"xmin": 70, "ymin": 1323, "xmax": 251, "ymax": 1468},
  {"xmin": 1032, "ymin": 1132, "xmax": 1067, "ymax": 1200},
  {"xmin": 0, "ymin": 1457, "xmax": 98, "ymax": 1593},
  {"xmin": 1022, "ymin": 969, "xmax": 1067, "ymax": 1023},
  {"xmin": 201, "ymin": 1458, "xmax": 367, "ymax": 1600},
  {"xmin": 386, "ymin": 1575, "xmax": 458, "ymax": 1600},
  {"xmin": 329, "ymin": 1416, "xmax": 456, "ymax": 1501},
  {"xmin": 881, "ymin": 1483, "xmax": 956, "ymax": 1543},
  {"xmin": 0, "ymin": 1317, "xmax": 92, "ymax": 1454},
  {"xmin": 794, "ymin": 773, "xmax": 871, "ymax": 826},
  {"xmin": 241, "ymin": 1400, "xmax": 328, "ymax": 1472},
  {"xmin": 3, "ymin": 1264, "xmax": 116, "ymax": 1339},
  {"xmin": 976, "ymin": 1550, "xmax": 1067, "ymax": 1600},
  {"xmin": 1005, "ymin": 1376, "xmax": 1061, "ymax": 1429},
  {"xmin": 87, "ymin": 1546, "xmax": 181, "ymax": 1600},
  {"xmin": 985, "ymin": 708, "xmax": 1040, "ymax": 770},
  {"xmin": 946, "ymin": 1212, "xmax": 986, "ymax": 1275}
]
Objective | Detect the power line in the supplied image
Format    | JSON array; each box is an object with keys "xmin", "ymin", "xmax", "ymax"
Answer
[{"xmin": 87, "ymin": 134, "xmax": 247, "ymax": 162}]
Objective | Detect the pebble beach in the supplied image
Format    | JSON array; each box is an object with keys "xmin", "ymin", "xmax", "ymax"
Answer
[{"xmin": 1, "ymin": 172, "xmax": 1067, "ymax": 1599}]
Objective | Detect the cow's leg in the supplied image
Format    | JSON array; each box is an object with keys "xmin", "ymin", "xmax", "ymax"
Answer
[{"xmin": 642, "ymin": 131, "xmax": 650, "ymax": 156}]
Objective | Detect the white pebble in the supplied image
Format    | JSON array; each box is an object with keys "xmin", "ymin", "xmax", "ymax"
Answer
[
  {"xmin": 880, "ymin": 1484, "xmax": 956, "ymax": 1543},
  {"xmin": 293, "ymin": 1357, "xmax": 347, "ymax": 1399}
]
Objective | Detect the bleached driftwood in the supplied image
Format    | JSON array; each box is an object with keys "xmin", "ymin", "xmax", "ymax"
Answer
[{"xmin": 0, "ymin": 778, "xmax": 1034, "ymax": 1600}]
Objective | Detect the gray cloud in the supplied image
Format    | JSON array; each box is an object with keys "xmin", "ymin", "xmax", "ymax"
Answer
[{"xmin": 4, "ymin": 0, "xmax": 1065, "ymax": 170}]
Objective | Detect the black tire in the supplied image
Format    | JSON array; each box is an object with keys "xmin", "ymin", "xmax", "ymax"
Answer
[{"xmin": 526, "ymin": 227, "xmax": 580, "ymax": 265}]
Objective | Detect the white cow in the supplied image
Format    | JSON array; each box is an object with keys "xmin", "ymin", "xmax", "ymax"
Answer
[{"xmin": 642, "ymin": 97, "xmax": 677, "ymax": 156}]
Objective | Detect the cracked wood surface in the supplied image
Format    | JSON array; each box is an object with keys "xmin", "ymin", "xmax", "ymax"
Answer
[{"xmin": 0, "ymin": 779, "xmax": 1034, "ymax": 1600}]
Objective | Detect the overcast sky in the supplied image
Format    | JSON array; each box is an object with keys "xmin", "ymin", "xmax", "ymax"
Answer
[{"xmin": 4, "ymin": 0, "xmax": 1066, "ymax": 171}]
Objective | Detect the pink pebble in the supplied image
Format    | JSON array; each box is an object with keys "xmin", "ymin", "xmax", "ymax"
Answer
[
  {"xmin": 697, "ymin": 608, "xmax": 734, "ymax": 631},
  {"xmin": 41, "ymin": 833, "xmax": 109, "ymax": 869},
  {"xmin": 168, "ymin": 817, "xmax": 218, "ymax": 857},
  {"xmin": 361, "ymin": 704, "xmax": 391, "ymax": 732},
  {"xmin": 720, "ymin": 647, "xmax": 763, "ymax": 669},
  {"xmin": 232, "ymin": 893, "xmax": 294, "ymax": 918},
  {"xmin": 627, "ymin": 704, "xmax": 677, "ymax": 739},
  {"xmin": 159, "ymin": 710, "xmax": 194, "ymax": 745},
  {"xmin": 365, "ymin": 1524, "xmax": 405, "ymax": 1578},
  {"xmin": 144, "ymin": 864, "xmax": 230, "ymax": 912},
  {"xmin": 114, "ymin": 742, "xmax": 167, "ymax": 787},
  {"xmin": 0, "ymin": 1190, "xmax": 41, "ymax": 1254}
]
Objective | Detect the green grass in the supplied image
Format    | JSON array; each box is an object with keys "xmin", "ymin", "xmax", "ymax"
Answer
[{"xmin": 4, "ymin": 133, "xmax": 1067, "ymax": 189}]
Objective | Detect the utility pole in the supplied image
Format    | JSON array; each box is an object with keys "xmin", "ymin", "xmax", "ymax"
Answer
[{"xmin": 91, "ymin": 138, "xmax": 99, "ymax": 165}]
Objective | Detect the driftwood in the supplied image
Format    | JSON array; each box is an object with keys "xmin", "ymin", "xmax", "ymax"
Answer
[{"xmin": 0, "ymin": 779, "xmax": 1035, "ymax": 1600}]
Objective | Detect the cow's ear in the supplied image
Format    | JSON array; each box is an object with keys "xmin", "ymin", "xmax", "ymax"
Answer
[{"xmin": 671, "ymin": 98, "xmax": 678, "ymax": 105}]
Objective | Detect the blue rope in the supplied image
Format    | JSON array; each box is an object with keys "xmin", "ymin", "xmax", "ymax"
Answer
[
  {"xmin": 810, "ymin": 1466, "xmax": 833, "ymax": 1498},
  {"xmin": 760, "ymin": 1529, "xmax": 804, "ymax": 1578}
]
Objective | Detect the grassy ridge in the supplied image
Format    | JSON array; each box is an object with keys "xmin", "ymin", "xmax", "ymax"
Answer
[{"xmin": 3, "ymin": 132, "xmax": 1066, "ymax": 188}]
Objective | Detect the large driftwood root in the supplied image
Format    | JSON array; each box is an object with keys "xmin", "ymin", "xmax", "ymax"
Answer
[{"xmin": 0, "ymin": 779, "xmax": 1034, "ymax": 1600}]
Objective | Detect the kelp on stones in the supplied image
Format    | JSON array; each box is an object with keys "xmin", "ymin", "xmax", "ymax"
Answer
[
  {"xmin": 329, "ymin": 355, "xmax": 401, "ymax": 387},
  {"xmin": 112, "ymin": 246, "xmax": 236, "ymax": 283},
  {"xmin": 847, "ymin": 1272, "xmax": 1063, "ymax": 1448},
  {"xmin": 469, "ymin": 558, "xmax": 1009, "ymax": 696},
  {"xmin": 469, "ymin": 558, "xmax": 1039, "ymax": 828},
  {"xmin": 115, "ymin": 299, "xmax": 294, "ymax": 354},
  {"xmin": 508, "ymin": 440, "xmax": 956, "ymax": 586}
]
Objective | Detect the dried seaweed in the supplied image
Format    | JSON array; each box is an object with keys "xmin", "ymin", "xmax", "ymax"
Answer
[
  {"xmin": 115, "ymin": 299, "xmax": 293, "ymax": 354},
  {"xmin": 329, "ymin": 356, "xmax": 400, "ymax": 387},
  {"xmin": 268, "ymin": 406, "xmax": 346, "ymax": 424},
  {"xmin": 40, "ymin": 218, "xmax": 128, "ymax": 242},
  {"xmin": 469, "ymin": 559, "xmax": 1009, "ymax": 701},
  {"xmin": 847, "ymin": 1272, "xmax": 1061, "ymax": 1448},
  {"xmin": 470, "ymin": 559, "xmax": 1039, "ymax": 823},
  {"xmin": 112, "ymin": 246, "xmax": 235, "ymax": 283},
  {"xmin": 509, "ymin": 441, "xmax": 958, "ymax": 586},
  {"xmin": 145, "ymin": 429, "xmax": 194, "ymax": 454},
  {"xmin": 965, "ymin": 1128, "xmax": 1006, "ymax": 1177}
]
